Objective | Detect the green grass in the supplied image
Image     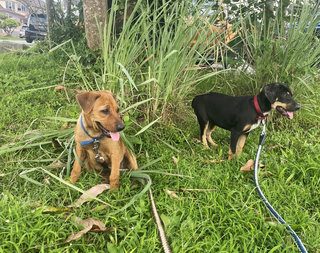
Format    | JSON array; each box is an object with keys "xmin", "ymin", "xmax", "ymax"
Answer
[{"xmin": 1, "ymin": 50, "xmax": 320, "ymax": 253}]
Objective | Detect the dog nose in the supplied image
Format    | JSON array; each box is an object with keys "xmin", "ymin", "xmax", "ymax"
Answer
[
  {"xmin": 116, "ymin": 122, "xmax": 125, "ymax": 132},
  {"xmin": 295, "ymin": 103, "xmax": 301, "ymax": 110}
]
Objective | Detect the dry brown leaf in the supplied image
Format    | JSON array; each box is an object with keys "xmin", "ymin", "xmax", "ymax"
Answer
[
  {"xmin": 48, "ymin": 161, "xmax": 65, "ymax": 170},
  {"xmin": 51, "ymin": 138, "xmax": 60, "ymax": 149},
  {"xmin": 164, "ymin": 189, "xmax": 180, "ymax": 199},
  {"xmin": 240, "ymin": 159, "xmax": 255, "ymax": 171},
  {"xmin": 71, "ymin": 88, "xmax": 83, "ymax": 94},
  {"xmin": 240, "ymin": 159, "xmax": 265, "ymax": 171},
  {"xmin": 208, "ymin": 159, "xmax": 226, "ymax": 163},
  {"xmin": 267, "ymin": 145, "xmax": 279, "ymax": 150},
  {"xmin": 60, "ymin": 122, "xmax": 73, "ymax": 130},
  {"xmin": 55, "ymin": 85, "xmax": 66, "ymax": 90},
  {"xmin": 172, "ymin": 156, "xmax": 178, "ymax": 165},
  {"xmin": 192, "ymin": 138, "xmax": 201, "ymax": 143},
  {"xmin": 42, "ymin": 206, "xmax": 72, "ymax": 213},
  {"xmin": 65, "ymin": 217, "xmax": 114, "ymax": 243},
  {"xmin": 73, "ymin": 184, "xmax": 110, "ymax": 207},
  {"xmin": 44, "ymin": 176, "xmax": 50, "ymax": 185},
  {"xmin": 175, "ymin": 188, "xmax": 216, "ymax": 192}
]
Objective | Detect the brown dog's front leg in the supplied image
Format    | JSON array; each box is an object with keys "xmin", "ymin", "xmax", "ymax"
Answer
[
  {"xmin": 110, "ymin": 157, "xmax": 120, "ymax": 190},
  {"xmin": 125, "ymin": 150, "xmax": 138, "ymax": 170},
  {"xmin": 71, "ymin": 146, "xmax": 85, "ymax": 183}
]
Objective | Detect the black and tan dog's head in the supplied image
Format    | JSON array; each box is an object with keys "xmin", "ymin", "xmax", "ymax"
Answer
[
  {"xmin": 263, "ymin": 82, "xmax": 300, "ymax": 119},
  {"xmin": 76, "ymin": 90, "xmax": 124, "ymax": 141}
]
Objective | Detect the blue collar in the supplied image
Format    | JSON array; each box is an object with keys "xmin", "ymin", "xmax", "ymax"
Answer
[{"xmin": 80, "ymin": 114, "xmax": 104, "ymax": 146}]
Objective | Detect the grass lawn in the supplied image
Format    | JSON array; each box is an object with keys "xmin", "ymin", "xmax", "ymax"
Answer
[{"xmin": 0, "ymin": 52, "xmax": 319, "ymax": 252}]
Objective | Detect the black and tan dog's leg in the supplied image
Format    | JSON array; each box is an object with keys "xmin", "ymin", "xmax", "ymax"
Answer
[
  {"xmin": 206, "ymin": 124, "xmax": 218, "ymax": 147},
  {"xmin": 201, "ymin": 122, "xmax": 210, "ymax": 149},
  {"xmin": 228, "ymin": 131, "xmax": 247, "ymax": 160},
  {"xmin": 71, "ymin": 146, "xmax": 86, "ymax": 183}
]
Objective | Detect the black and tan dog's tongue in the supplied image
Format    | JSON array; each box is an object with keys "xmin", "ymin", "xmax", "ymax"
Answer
[{"xmin": 276, "ymin": 106, "xmax": 294, "ymax": 119}]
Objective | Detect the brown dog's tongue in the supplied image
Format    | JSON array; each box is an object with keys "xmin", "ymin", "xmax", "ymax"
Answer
[{"xmin": 110, "ymin": 132, "xmax": 120, "ymax": 142}]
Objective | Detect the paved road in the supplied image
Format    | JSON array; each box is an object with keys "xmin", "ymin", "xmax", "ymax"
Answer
[
  {"xmin": 0, "ymin": 39, "xmax": 33, "ymax": 45},
  {"xmin": 0, "ymin": 39, "xmax": 32, "ymax": 53}
]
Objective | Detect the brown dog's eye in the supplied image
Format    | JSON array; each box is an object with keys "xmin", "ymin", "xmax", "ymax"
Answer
[
  {"xmin": 116, "ymin": 108, "xmax": 120, "ymax": 113},
  {"xmin": 101, "ymin": 109, "xmax": 109, "ymax": 115}
]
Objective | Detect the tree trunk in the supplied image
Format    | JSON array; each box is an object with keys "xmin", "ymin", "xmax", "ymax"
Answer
[
  {"xmin": 82, "ymin": 0, "xmax": 108, "ymax": 50},
  {"xmin": 45, "ymin": 0, "xmax": 55, "ymax": 47}
]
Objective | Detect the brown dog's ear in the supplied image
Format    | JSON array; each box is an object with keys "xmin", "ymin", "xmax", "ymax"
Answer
[{"xmin": 76, "ymin": 92, "xmax": 101, "ymax": 113}]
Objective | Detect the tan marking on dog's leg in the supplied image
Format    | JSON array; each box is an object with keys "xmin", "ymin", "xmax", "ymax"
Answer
[
  {"xmin": 206, "ymin": 126, "xmax": 218, "ymax": 147},
  {"xmin": 202, "ymin": 122, "xmax": 210, "ymax": 149},
  {"xmin": 236, "ymin": 134, "xmax": 247, "ymax": 156},
  {"xmin": 228, "ymin": 147, "xmax": 234, "ymax": 160},
  {"xmin": 242, "ymin": 124, "xmax": 252, "ymax": 132}
]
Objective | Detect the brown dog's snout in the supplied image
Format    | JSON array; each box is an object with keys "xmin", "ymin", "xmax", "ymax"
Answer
[{"xmin": 116, "ymin": 120, "xmax": 125, "ymax": 132}]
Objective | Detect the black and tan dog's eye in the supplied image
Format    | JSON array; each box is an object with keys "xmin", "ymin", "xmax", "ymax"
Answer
[{"xmin": 101, "ymin": 109, "xmax": 110, "ymax": 114}]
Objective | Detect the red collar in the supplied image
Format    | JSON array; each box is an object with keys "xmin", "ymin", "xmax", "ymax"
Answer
[{"xmin": 254, "ymin": 95, "xmax": 268, "ymax": 120}]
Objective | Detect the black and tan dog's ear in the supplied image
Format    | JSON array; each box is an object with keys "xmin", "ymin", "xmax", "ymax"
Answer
[
  {"xmin": 263, "ymin": 83, "xmax": 277, "ymax": 103},
  {"xmin": 76, "ymin": 92, "xmax": 101, "ymax": 113}
]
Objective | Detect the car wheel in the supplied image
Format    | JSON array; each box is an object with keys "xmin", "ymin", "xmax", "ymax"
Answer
[{"xmin": 26, "ymin": 37, "xmax": 33, "ymax": 43}]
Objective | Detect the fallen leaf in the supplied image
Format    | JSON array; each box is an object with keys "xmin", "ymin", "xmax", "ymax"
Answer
[
  {"xmin": 240, "ymin": 159, "xmax": 254, "ymax": 171},
  {"xmin": 174, "ymin": 188, "xmax": 216, "ymax": 192},
  {"xmin": 60, "ymin": 122, "xmax": 72, "ymax": 130},
  {"xmin": 27, "ymin": 200, "xmax": 41, "ymax": 207},
  {"xmin": 65, "ymin": 217, "xmax": 114, "ymax": 243},
  {"xmin": 48, "ymin": 161, "xmax": 65, "ymax": 170},
  {"xmin": 164, "ymin": 189, "xmax": 180, "ymax": 199},
  {"xmin": 51, "ymin": 138, "xmax": 61, "ymax": 149},
  {"xmin": 240, "ymin": 159, "xmax": 265, "ymax": 171},
  {"xmin": 208, "ymin": 159, "xmax": 226, "ymax": 163},
  {"xmin": 172, "ymin": 156, "xmax": 178, "ymax": 165},
  {"xmin": 192, "ymin": 138, "xmax": 201, "ymax": 143},
  {"xmin": 73, "ymin": 184, "xmax": 110, "ymax": 207},
  {"xmin": 71, "ymin": 88, "xmax": 83, "ymax": 94},
  {"xmin": 55, "ymin": 85, "xmax": 66, "ymax": 90},
  {"xmin": 42, "ymin": 206, "xmax": 72, "ymax": 213},
  {"xmin": 44, "ymin": 177, "xmax": 50, "ymax": 185},
  {"xmin": 267, "ymin": 145, "xmax": 279, "ymax": 150}
]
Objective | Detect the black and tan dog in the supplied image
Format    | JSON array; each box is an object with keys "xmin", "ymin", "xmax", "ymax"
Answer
[
  {"xmin": 70, "ymin": 90, "xmax": 138, "ymax": 189},
  {"xmin": 192, "ymin": 83, "xmax": 300, "ymax": 159}
]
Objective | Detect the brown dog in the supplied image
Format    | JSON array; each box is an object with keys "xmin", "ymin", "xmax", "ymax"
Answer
[{"xmin": 70, "ymin": 90, "xmax": 138, "ymax": 189}]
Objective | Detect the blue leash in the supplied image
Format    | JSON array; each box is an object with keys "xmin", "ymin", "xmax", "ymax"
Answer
[{"xmin": 254, "ymin": 119, "xmax": 308, "ymax": 252}]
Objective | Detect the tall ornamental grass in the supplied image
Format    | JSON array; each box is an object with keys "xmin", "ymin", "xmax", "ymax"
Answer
[
  {"xmin": 64, "ymin": 0, "xmax": 238, "ymax": 118},
  {"xmin": 239, "ymin": 2, "xmax": 320, "ymax": 87}
]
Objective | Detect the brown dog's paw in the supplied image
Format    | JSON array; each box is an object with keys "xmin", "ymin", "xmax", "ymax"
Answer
[{"xmin": 109, "ymin": 181, "xmax": 119, "ymax": 190}]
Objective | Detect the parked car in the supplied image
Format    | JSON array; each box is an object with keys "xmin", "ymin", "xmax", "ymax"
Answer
[
  {"xmin": 19, "ymin": 25, "xmax": 28, "ymax": 38},
  {"xmin": 25, "ymin": 13, "xmax": 47, "ymax": 43}
]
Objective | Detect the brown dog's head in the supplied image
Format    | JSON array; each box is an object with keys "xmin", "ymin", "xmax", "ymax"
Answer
[
  {"xmin": 263, "ymin": 82, "xmax": 300, "ymax": 119},
  {"xmin": 76, "ymin": 91, "xmax": 124, "ymax": 141}
]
